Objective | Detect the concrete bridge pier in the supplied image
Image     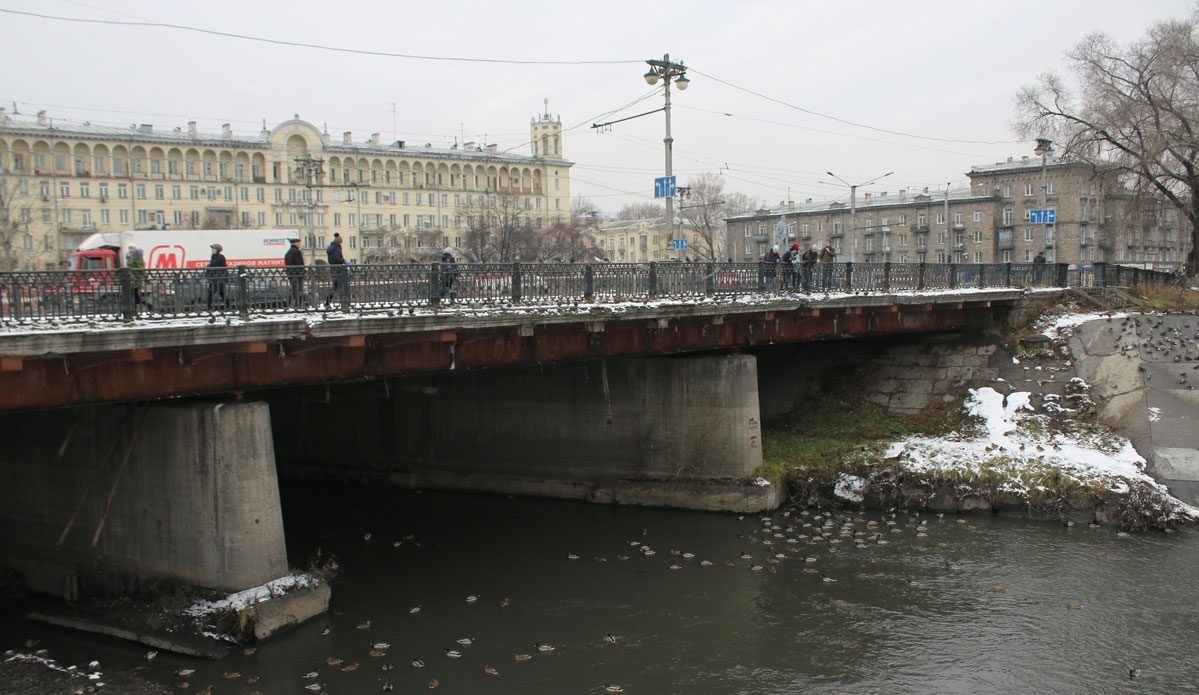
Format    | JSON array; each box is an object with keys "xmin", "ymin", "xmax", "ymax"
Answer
[
  {"xmin": 273, "ymin": 354, "xmax": 777, "ymax": 511},
  {"xmin": 0, "ymin": 401, "xmax": 289, "ymax": 600}
]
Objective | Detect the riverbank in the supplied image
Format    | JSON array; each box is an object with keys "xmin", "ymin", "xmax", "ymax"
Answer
[{"xmin": 763, "ymin": 299, "xmax": 1199, "ymax": 531}]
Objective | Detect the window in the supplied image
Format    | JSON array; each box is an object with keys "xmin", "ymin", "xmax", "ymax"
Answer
[
  {"xmin": 1046, "ymin": 182, "xmax": 1055, "ymax": 195},
  {"xmin": 973, "ymin": 230, "xmax": 983, "ymax": 243},
  {"xmin": 100, "ymin": 209, "xmax": 110, "ymax": 224},
  {"xmin": 1002, "ymin": 208, "xmax": 1014, "ymax": 225},
  {"xmin": 59, "ymin": 183, "xmax": 70, "ymax": 198},
  {"xmin": 1002, "ymin": 185, "xmax": 1011, "ymax": 198},
  {"xmin": 93, "ymin": 156, "xmax": 105, "ymax": 173},
  {"xmin": 189, "ymin": 186, "xmax": 199, "ymax": 199},
  {"xmin": 172, "ymin": 185, "xmax": 182, "ymax": 199},
  {"xmin": 974, "ymin": 211, "xmax": 982, "ymax": 222},
  {"xmin": 936, "ymin": 212, "xmax": 945, "ymax": 224},
  {"xmin": 173, "ymin": 210, "xmax": 185, "ymax": 225},
  {"xmin": 1024, "ymin": 183, "xmax": 1034, "ymax": 196},
  {"xmin": 899, "ymin": 234, "xmax": 909, "ymax": 246},
  {"xmin": 80, "ymin": 183, "xmax": 90, "ymax": 198},
  {"xmin": 154, "ymin": 184, "xmax": 164, "ymax": 199},
  {"xmin": 898, "ymin": 214, "xmax": 906, "ymax": 225},
  {"xmin": 117, "ymin": 183, "xmax": 128, "ymax": 199},
  {"xmin": 257, "ymin": 212, "xmax": 266, "ymax": 226},
  {"xmin": 135, "ymin": 184, "xmax": 146, "ymax": 199},
  {"xmin": 1024, "ymin": 227, "xmax": 1034, "ymax": 241},
  {"xmin": 916, "ymin": 214, "xmax": 926, "ymax": 226},
  {"xmin": 119, "ymin": 209, "xmax": 129, "ymax": 224},
  {"xmin": 953, "ymin": 213, "xmax": 963, "ymax": 225}
]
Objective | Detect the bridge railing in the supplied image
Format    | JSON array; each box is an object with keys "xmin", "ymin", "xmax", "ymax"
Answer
[{"xmin": 0, "ymin": 261, "xmax": 1178, "ymax": 324}]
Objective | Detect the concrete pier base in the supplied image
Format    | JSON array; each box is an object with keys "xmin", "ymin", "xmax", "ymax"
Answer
[
  {"xmin": 0, "ymin": 401, "xmax": 288, "ymax": 598},
  {"xmin": 272, "ymin": 355, "xmax": 767, "ymax": 510}
]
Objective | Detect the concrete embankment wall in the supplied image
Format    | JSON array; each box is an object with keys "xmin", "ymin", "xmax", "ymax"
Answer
[
  {"xmin": 0, "ymin": 402, "xmax": 288, "ymax": 598},
  {"xmin": 1069, "ymin": 313, "xmax": 1199, "ymax": 505},
  {"xmin": 269, "ymin": 355, "xmax": 775, "ymax": 511}
]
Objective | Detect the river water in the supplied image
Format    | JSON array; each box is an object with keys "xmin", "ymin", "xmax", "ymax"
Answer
[{"xmin": 5, "ymin": 482, "xmax": 1199, "ymax": 694}]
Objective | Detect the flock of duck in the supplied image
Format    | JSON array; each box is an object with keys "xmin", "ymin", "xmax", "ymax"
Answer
[{"xmin": 17, "ymin": 504, "xmax": 1129, "ymax": 694}]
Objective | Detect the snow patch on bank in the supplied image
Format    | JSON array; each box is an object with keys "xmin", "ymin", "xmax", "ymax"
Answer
[
  {"xmin": 884, "ymin": 386, "xmax": 1198, "ymax": 519},
  {"xmin": 182, "ymin": 572, "xmax": 321, "ymax": 618},
  {"xmin": 834, "ymin": 474, "xmax": 865, "ymax": 503}
]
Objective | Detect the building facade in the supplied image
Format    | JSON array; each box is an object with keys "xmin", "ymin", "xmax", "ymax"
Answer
[
  {"xmin": 0, "ymin": 108, "xmax": 572, "ymax": 269},
  {"xmin": 592, "ymin": 217, "xmax": 701, "ymax": 262},
  {"xmin": 727, "ymin": 155, "xmax": 1189, "ymax": 268}
]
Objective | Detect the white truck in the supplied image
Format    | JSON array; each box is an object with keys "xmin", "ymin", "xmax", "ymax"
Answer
[
  {"xmin": 70, "ymin": 230, "xmax": 300, "ymax": 270},
  {"xmin": 65, "ymin": 230, "xmax": 302, "ymax": 311}
]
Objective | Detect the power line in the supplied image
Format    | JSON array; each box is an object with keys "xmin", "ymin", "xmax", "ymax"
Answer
[
  {"xmin": 0, "ymin": 9, "xmax": 643, "ymax": 65},
  {"xmin": 687, "ymin": 66, "xmax": 1022, "ymax": 146}
]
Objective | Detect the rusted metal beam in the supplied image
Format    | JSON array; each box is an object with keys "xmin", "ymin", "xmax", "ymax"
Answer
[
  {"xmin": 66, "ymin": 348, "xmax": 154, "ymax": 374},
  {"xmin": 0, "ymin": 299, "xmax": 1017, "ymax": 411}
]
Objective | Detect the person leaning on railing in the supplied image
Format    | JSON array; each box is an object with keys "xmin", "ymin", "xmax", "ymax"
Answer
[{"xmin": 818, "ymin": 241, "xmax": 835, "ymax": 290}]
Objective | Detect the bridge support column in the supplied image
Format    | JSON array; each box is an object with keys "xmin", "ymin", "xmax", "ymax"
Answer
[{"xmin": 0, "ymin": 402, "xmax": 288, "ymax": 599}]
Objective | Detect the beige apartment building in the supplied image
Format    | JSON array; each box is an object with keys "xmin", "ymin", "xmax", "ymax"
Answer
[
  {"xmin": 0, "ymin": 107, "xmax": 572, "ymax": 269},
  {"xmin": 592, "ymin": 217, "xmax": 702, "ymax": 262},
  {"xmin": 728, "ymin": 156, "xmax": 1189, "ymax": 268}
]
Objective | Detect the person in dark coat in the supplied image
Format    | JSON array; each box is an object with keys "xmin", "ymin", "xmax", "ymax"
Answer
[
  {"xmin": 761, "ymin": 244, "xmax": 781, "ymax": 290},
  {"xmin": 440, "ymin": 247, "xmax": 458, "ymax": 301},
  {"xmin": 205, "ymin": 242, "xmax": 228, "ymax": 310},
  {"xmin": 781, "ymin": 242, "xmax": 800, "ymax": 290},
  {"xmin": 284, "ymin": 237, "xmax": 306, "ymax": 307},
  {"xmin": 800, "ymin": 244, "xmax": 819, "ymax": 292},
  {"xmin": 324, "ymin": 233, "xmax": 347, "ymax": 307}
]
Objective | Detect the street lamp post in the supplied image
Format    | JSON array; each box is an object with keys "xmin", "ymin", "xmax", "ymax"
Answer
[
  {"xmin": 644, "ymin": 54, "xmax": 689, "ymax": 259},
  {"xmin": 825, "ymin": 170, "xmax": 892, "ymax": 262},
  {"xmin": 1034, "ymin": 138, "xmax": 1054, "ymax": 262}
]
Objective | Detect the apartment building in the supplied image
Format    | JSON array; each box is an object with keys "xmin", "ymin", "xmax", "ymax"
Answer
[
  {"xmin": 0, "ymin": 108, "xmax": 572, "ymax": 269},
  {"xmin": 593, "ymin": 217, "xmax": 701, "ymax": 262},
  {"xmin": 728, "ymin": 156, "xmax": 1188, "ymax": 267}
]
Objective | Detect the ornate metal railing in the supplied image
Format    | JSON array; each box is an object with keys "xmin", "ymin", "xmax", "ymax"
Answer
[{"xmin": 0, "ymin": 261, "xmax": 1177, "ymax": 324}]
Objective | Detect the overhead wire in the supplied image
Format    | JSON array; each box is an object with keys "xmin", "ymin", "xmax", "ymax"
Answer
[{"xmin": 0, "ymin": 9, "xmax": 643, "ymax": 65}]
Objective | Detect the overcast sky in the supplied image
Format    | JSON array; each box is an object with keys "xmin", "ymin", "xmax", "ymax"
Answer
[{"xmin": 2, "ymin": 0, "xmax": 1193, "ymax": 214}]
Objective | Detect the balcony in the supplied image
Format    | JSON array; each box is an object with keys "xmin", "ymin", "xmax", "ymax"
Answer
[
  {"xmin": 912, "ymin": 224, "xmax": 930, "ymax": 234},
  {"xmin": 1098, "ymin": 238, "xmax": 1113, "ymax": 250},
  {"xmin": 952, "ymin": 223, "xmax": 965, "ymax": 231},
  {"xmin": 752, "ymin": 234, "xmax": 769, "ymax": 243}
]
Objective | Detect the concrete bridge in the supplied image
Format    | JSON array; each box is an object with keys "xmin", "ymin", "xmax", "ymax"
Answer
[{"xmin": 0, "ymin": 260, "xmax": 1173, "ymax": 628}]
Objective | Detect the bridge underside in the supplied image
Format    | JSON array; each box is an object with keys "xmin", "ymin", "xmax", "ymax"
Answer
[{"xmin": 0, "ymin": 298, "xmax": 1005, "ymax": 411}]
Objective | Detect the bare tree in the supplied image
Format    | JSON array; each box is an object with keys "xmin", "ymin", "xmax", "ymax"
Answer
[
  {"xmin": 676, "ymin": 173, "xmax": 764, "ymax": 262},
  {"xmin": 0, "ymin": 172, "xmax": 34, "ymax": 270},
  {"xmin": 463, "ymin": 193, "xmax": 540, "ymax": 262},
  {"xmin": 615, "ymin": 202, "xmax": 663, "ymax": 221},
  {"xmin": 1013, "ymin": 8, "xmax": 1199, "ymax": 270}
]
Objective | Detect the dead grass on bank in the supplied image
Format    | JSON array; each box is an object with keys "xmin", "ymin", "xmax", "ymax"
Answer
[
  {"xmin": 757, "ymin": 391, "xmax": 979, "ymax": 483},
  {"xmin": 1131, "ymin": 282, "xmax": 1199, "ymax": 311}
]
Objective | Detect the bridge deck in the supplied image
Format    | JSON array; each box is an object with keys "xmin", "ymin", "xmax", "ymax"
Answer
[{"xmin": 0, "ymin": 289, "xmax": 1027, "ymax": 411}]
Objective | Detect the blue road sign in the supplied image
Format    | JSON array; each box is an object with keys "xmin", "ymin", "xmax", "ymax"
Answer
[
  {"xmin": 672, "ymin": 238, "xmax": 688, "ymax": 249},
  {"xmin": 1029, "ymin": 208, "xmax": 1057, "ymax": 225},
  {"xmin": 654, "ymin": 175, "xmax": 677, "ymax": 198}
]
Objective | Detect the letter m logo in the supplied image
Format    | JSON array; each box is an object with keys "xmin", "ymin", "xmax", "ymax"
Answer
[{"xmin": 149, "ymin": 245, "xmax": 185, "ymax": 268}]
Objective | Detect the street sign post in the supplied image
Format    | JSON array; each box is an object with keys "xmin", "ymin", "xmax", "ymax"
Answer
[
  {"xmin": 672, "ymin": 238, "xmax": 688, "ymax": 250},
  {"xmin": 1029, "ymin": 208, "xmax": 1057, "ymax": 225},
  {"xmin": 654, "ymin": 175, "xmax": 677, "ymax": 199}
]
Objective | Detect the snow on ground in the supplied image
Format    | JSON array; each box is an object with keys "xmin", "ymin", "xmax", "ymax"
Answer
[
  {"xmin": 884, "ymin": 386, "xmax": 1199, "ymax": 519},
  {"xmin": 181, "ymin": 572, "xmax": 321, "ymax": 618},
  {"xmin": 0, "ymin": 286, "xmax": 1034, "ymax": 337},
  {"xmin": 1037, "ymin": 311, "xmax": 1131, "ymax": 339}
]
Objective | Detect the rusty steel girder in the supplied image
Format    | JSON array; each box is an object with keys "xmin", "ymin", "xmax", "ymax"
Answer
[{"xmin": 0, "ymin": 298, "xmax": 1008, "ymax": 411}]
